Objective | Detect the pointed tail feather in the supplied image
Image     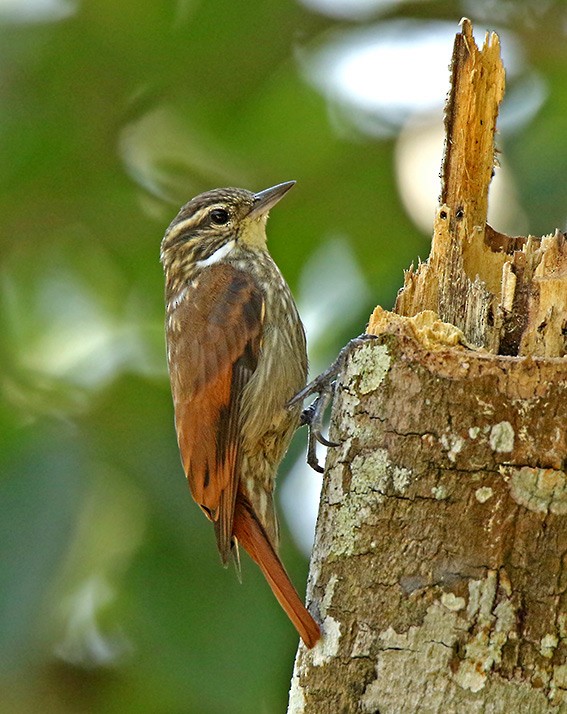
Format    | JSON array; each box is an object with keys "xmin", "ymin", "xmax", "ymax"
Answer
[{"xmin": 232, "ymin": 494, "xmax": 321, "ymax": 649}]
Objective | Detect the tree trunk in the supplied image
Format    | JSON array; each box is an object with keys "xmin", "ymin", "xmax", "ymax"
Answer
[{"xmin": 289, "ymin": 19, "xmax": 567, "ymax": 713}]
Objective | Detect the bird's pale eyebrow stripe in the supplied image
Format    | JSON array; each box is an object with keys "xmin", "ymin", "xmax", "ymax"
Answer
[
  {"xmin": 196, "ymin": 239, "xmax": 236, "ymax": 268},
  {"xmin": 166, "ymin": 207, "xmax": 211, "ymax": 243},
  {"xmin": 172, "ymin": 203, "xmax": 231, "ymax": 234}
]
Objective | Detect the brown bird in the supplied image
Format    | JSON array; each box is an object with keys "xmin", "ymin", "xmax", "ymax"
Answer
[{"xmin": 160, "ymin": 181, "xmax": 320, "ymax": 648}]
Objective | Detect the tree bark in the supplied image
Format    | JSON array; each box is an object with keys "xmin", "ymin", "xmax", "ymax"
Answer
[{"xmin": 289, "ymin": 19, "xmax": 567, "ymax": 713}]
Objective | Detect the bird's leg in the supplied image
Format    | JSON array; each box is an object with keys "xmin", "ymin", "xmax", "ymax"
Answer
[{"xmin": 288, "ymin": 334, "xmax": 377, "ymax": 472}]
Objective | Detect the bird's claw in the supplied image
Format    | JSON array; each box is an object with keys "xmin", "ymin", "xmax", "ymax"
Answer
[{"xmin": 289, "ymin": 333, "xmax": 378, "ymax": 472}]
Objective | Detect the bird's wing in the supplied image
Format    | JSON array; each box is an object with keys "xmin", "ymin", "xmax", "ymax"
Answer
[{"xmin": 167, "ymin": 263, "xmax": 263, "ymax": 563}]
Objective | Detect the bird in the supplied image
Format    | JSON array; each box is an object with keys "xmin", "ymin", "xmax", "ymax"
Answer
[{"xmin": 160, "ymin": 180, "xmax": 321, "ymax": 648}]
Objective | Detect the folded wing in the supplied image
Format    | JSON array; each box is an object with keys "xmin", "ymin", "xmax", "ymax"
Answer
[{"xmin": 167, "ymin": 263, "xmax": 263, "ymax": 563}]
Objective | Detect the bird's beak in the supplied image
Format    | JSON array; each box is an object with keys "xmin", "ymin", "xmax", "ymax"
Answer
[{"xmin": 249, "ymin": 181, "xmax": 295, "ymax": 219}]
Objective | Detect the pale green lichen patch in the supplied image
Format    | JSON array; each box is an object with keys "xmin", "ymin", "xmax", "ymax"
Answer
[
  {"xmin": 467, "ymin": 570, "xmax": 497, "ymax": 620},
  {"xmin": 507, "ymin": 466, "xmax": 567, "ymax": 515},
  {"xmin": 475, "ymin": 486, "xmax": 493, "ymax": 503},
  {"xmin": 331, "ymin": 449, "xmax": 411, "ymax": 557},
  {"xmin": 453, "ymin": 571, "xmax": 518, "ymax": 693},
  {"xmin": 440, "ymin": 432, "xmax": 464, "ymax": 462},
  {"xmin": 431, "ymin": 485, "xmax": 449, "ymax": 500},
  {"xmin": 392, "ymin": 465, "xmax": 411, "ymax": 491},
  {"xmin": 489, "ymin": 421, "xmax": 515, "ymax": 453},
  {"xmin": 553, "ymin": 664, "xmax": 567, "ymax": 688},
  {"xmin": 452, "ymin": 659, "xmax": 486, "ymax": 693},
  {"xmin": 348, "ymin": 342, "xmax": 391, "ymax": 395},
  {"xmin": 326, "ymin": 461, "xmax": 346, "ymax": 506},
  {"xmin": 338, "ymin": 393, "xmax": 362, "ymax": 438},
  {"xmin": 360, "ymin": 570, "xmax": 551, "ymax": 711},
  {"xmin": 361, "ymin": 603, "xmax": 461, "ymax": 712},
  {"xmin": 540, "ymin": 633, "xmax": 558, "ymax": 659},
  {"xmin": 550, "ymin": 664, "xmax": 567, "ymax": 704},
  {"xmin": 330, "ymin": 453, "xmax": 386, "ymax": 557},
  {"xmin": 441, "ymin": 592, "xmax": 466, "ymax": 611}
]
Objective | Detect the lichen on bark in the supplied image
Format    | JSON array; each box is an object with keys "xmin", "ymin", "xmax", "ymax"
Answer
[{"xmin": 289, "ymin": 18, "xmax": 567, "ymax": 714}]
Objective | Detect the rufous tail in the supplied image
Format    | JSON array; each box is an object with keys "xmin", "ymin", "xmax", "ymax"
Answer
[{"xmin": 232, "ymin": 493, "xmax": 321, "ymax": 649}]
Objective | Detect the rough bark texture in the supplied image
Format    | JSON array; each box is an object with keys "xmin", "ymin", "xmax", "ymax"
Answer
[{"xmin": 289, "ymin": 19, "xmax": 567, "ymax": 714}]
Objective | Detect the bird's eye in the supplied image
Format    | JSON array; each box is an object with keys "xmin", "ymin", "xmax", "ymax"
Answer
[{"xmin": 210, "ymin": 208, "xmax": 230, "ymax": 225}]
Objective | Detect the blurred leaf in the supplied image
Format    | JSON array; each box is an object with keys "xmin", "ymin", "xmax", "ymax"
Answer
[{"xmin": 2, "ymin": 1, "xmax": 567, "ymax": 711}]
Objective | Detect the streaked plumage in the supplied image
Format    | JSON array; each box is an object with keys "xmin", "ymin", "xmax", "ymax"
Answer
[{"xmin": 161, "ymin": 182, "xmax": 320, "ymax": 648}]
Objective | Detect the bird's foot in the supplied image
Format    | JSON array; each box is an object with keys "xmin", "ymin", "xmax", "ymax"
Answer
[{"xmin": 288, "ymin": 334, "xmax": 378, "ymax": 473}]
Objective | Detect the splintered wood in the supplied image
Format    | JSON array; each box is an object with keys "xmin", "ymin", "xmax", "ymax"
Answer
[
  {"xmin": 291, "ymin": 19, "xmax": 567, "ymax": 714},
  {"xmin": 391, "ymin": 18, "xmax": 567, "ymax": 358}
]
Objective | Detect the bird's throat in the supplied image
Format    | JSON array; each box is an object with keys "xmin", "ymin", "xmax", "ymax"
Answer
[{"xmin": 239, "ymin": 215, "xmax": 269, "ymax": 249}]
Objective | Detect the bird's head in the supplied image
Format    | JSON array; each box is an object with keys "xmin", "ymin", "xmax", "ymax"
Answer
[{"xmin": 160, "ymin": 181, "xmax": 295, "ymax": 280}]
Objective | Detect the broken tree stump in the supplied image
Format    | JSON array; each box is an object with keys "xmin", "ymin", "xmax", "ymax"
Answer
[{"xmin": 290, "ymin": 18, "xmax": 567, "ymax": 713}]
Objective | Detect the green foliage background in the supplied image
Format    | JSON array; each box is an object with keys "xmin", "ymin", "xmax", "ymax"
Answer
[{"xmin": 1, "ymin": 1, "xmax": 566, "ymax": 712}]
